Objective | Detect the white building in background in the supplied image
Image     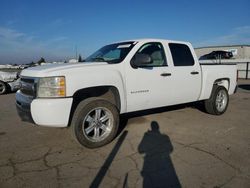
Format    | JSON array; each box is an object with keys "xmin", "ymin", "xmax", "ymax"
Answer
[
  {"xmin": 0, "ymin": 64, "xmax": 20, "ymax": 69},
  {"xmin": 40, "ymin": 62, "xmax": 65, "ymax": 66},
  {"xmin": 52, "ymin": 61, "xmax": 65, "ymax": 64},
  {"xmin": 195, "ymin": 45, "xmax": 250, "ymax": 79},
  {"xmin": 68, "ymin": 59, "xmax": 78, "ymax": 63}
]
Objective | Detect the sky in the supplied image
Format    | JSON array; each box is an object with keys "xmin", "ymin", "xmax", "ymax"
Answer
[{"xmin": 0, "ymin": 0, "xmax": 249, "ymax": 64}]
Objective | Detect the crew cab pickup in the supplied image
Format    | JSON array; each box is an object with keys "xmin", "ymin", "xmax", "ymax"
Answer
[{"xmin": 16, "ymin": 39, "xmax": 237, "ymax": 148}]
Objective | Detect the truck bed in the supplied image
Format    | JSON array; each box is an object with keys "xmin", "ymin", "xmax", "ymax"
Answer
[{"xmin": 199, "ymin": 64, "xmax": 237, "ymax": 100}]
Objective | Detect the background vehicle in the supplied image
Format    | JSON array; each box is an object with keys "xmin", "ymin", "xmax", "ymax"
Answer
[
  {"xmin": 0, "ymin": 71, "xmax": 20, "ymax": 95},
  {"xmin": 199, "ymin": 50, "xmax": 233, "ymax": 60},
  {"xmin": 16, "ymin": 39, "xmax": 237, "ymax": 148}
]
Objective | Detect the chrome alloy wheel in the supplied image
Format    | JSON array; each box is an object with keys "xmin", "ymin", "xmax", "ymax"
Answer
[
  {"xmin": 215, "ymin": 89, "xmax": 228, "ymax": 112},
  {"xmin": 82, "ymin": 107, "xmax": 114, "ymax": 142}
]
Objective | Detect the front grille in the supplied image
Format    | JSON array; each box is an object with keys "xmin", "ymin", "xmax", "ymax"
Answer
[{"xmin": 20, "ymin": 77, "xmax": 36, "ymax": 97}]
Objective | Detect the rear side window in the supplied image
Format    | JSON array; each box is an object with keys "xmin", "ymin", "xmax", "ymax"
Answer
[{"xmin": 169, "ymin": 43, "xmax": 194, "ymax": 66}]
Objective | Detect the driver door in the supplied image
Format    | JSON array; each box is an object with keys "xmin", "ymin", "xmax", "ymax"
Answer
[{"xmin": 125, "ymin": 42, "xmax": 174, "ymax": 112}]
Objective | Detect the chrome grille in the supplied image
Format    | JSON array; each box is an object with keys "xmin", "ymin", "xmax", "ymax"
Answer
[{"xmin": 20, "ymin": 77, "xmax": 36, "ymax": 97}]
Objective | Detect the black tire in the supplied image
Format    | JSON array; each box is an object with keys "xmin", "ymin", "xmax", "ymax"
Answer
[
  {"xmin": 204, "ymin": 85, "xmax": 229, "ymax": 115},
  {"xmin": 70, "ymin": 97, "xmax": 119, "ymax": 148},
  {"xmin": 0, "ymin": 81, "xmax": 7, "ymax": 95}
]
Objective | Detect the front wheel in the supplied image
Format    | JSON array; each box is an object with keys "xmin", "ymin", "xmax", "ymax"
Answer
[
  {"xmin": 0, "ymin": 81, "xmax": 7, "ymax": 95},
  {"xmin": 70, "ymin": 98, "xmax": 119, "ymax": 148},
  {"xmin": 204, "ymin": 85, "xmax": 229, "ymax": 115}
]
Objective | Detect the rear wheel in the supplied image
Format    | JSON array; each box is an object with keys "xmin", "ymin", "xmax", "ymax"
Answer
[
  {"xmin": 204, "ymin": 85, "xmax": 229, "ymax": 115},
  {"xmin": 0, "ymin": 81, "xmax": 7, "ymax": 95},
  {"xmin": 70, "ymin": 98, "xmax": 119, "ymax": 148}
]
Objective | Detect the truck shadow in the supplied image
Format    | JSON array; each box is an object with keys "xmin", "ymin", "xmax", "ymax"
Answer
[
  {"xmin": 238, "ymin": 84, "xmax": 250, "ymax": 91},
  {"xmin": 118, "ymin": 102, "xmax": 204, "ymax": 135}
]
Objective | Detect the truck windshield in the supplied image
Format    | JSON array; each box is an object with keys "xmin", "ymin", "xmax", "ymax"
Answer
[{"xmin": 85, "ymin": 41, "xmax": 136, "ymax": 64}]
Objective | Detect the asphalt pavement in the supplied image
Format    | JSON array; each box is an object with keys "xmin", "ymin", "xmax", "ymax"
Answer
[{"xmin": 0, "ymin": 80, "xmax": 250, "ymax": 188}]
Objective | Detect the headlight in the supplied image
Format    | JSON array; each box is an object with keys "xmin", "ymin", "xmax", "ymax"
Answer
[{"xmin": 37, "ymin": 76, "xmax": 66, "ymax": 98}]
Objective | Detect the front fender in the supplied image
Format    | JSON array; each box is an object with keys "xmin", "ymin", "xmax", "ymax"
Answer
[{"xmin": 65, "ymin": 69, "xmax": 127, "ymax": 113}]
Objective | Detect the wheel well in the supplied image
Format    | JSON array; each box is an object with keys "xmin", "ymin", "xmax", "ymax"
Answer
[
  {"xmin": 214, "ymin": 78, "xmax": 230, "ymax": 91},
  {"xmin": 0, "ymin": 80, "xmax": 6, "ymax": 85},
  {"xmin": 68, "ymin": 86, "xmax": 121, "ymax": 126}
]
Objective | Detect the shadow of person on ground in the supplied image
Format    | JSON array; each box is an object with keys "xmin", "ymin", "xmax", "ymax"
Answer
[{"xmin": 138, "ymin": 121, "xmax": 181, "ymax": 188}]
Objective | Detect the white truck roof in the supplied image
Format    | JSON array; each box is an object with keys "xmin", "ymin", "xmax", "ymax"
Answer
[{"xmin": 120, "ymin": 38, "xmax": 191, "ymax": 45}]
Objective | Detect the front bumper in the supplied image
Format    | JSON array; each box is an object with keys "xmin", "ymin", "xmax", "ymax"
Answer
[
  {"xmin": 16, "ymin": 90, "xmax": 34, "ymax": 123},
  {"xmin": 16, "ymin": 90, "xmax": 73, "ymax": 127}
]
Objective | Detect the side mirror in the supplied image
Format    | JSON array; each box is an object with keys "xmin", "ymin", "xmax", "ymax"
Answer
[{"xmin": 131, "ymin": 54, "xmax": 152, "ymax": 68}]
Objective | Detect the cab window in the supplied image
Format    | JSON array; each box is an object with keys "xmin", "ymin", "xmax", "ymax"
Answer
[
  {"xmin": 133, "ymin": 43, "xmax": 167, "ymax": 67},
  {"xmin": 169, "ymin": 43, "xmax": 194, "ymax": 66}
]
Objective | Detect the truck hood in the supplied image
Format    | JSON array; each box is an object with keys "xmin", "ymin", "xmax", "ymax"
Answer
[{"xmin": 20, "ymin": 62, "xmax": 109, "ymax": 77}]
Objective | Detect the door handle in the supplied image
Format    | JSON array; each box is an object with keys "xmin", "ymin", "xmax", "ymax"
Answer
[
  {"xmin": 191, "ymin": 71, "xmax": 199, "ymax": 75},
  {"xmin": 161, "ymin": 73, "xmax": 171, "ymax": 77}
]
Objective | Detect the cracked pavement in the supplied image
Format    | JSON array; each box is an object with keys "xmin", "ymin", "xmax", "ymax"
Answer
[{"xmin": 0, "ymin": 79, "xmax": 250, "ymax": 188}]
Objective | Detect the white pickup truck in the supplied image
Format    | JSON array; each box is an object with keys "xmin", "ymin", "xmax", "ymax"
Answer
[{"xmin": 16, "ymin": 39, "xmax": 237, "ymax": 148}]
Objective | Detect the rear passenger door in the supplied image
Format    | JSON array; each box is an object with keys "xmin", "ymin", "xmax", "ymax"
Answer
[{"xmin": 168, "ymin": 43, "xmax": 201, "ymax": 104}]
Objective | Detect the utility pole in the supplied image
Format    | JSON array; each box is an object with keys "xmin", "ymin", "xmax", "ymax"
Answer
[{"xmin": 75, "ymin": 45, "xmax": 78, "ymax": 60}]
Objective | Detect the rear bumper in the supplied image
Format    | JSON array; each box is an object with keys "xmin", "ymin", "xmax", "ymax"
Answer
[{"xmin": 16, "ymin": 91, "xmax": 73, "ymax": 127}]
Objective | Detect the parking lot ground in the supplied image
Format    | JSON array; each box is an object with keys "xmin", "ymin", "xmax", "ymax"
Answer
[{"xmin": 0, "ymin": 80, "xmax": 250, "ymax": 188}]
